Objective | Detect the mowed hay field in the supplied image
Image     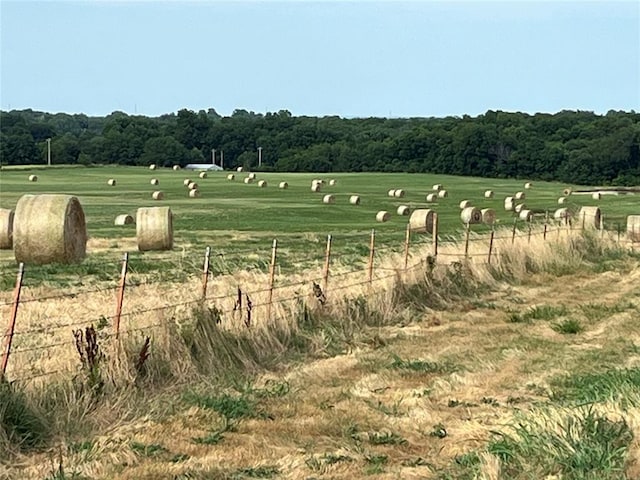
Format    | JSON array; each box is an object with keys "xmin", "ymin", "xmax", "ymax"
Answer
[{"xmin": 1, "ymin": 165, "xmax": 638, "ymax": 273}]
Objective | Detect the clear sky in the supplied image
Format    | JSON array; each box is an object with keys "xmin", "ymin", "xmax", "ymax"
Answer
[{"xmin": 1, "ymin": 0, "xmax": 638, "ymax": 118}]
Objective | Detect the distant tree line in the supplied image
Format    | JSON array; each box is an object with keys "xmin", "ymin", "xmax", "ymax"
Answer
[{"xmin": 1, "ymin": 108, "xmax": 639, "ymax": 185}]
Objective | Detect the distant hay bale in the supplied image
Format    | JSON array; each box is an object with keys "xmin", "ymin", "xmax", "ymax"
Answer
[
  {"xmin": 432, "ymin": 184, "xmax": 442, "ymax": 191},
  {"xmin": 426, "ymin": 193, "xmax": 437, "ymax": 202},
  {"xmin": 107, "ymin": 179, "xmax": 116, "ymax": 186},
  {"xmin": 322, "ymin": 194, "xmax": 335, "ymax": 204},
  {"xmin": 504, "ymin": 196, "xmax": 514, "ymax": 211},
  {"xmin": 199, "ymin": 172, "xmax": 207, "ymax": 179},
  {"xmin": 481, "ymin": 208, "xmax": 496, "ymax": 225},
  {"xmin": 519, "ymin": 209, "xmax": 533, "ymax": 222},
  {"xmin": 563, "ymin": 188, "xmax": 572, "ymax": 196},
  {"xmin": 152, "ymin": 191, "xmax": 164, "ymax": 200},
  {"xmin": 591, "ymin": 192, "xmax": 602, "ymax": 200},
  {"xmin": 189, "ymin": 189, "xmax": 200, "ymax": 198},
  {"xmin": 183, "ymin": 179, "xmax": 191, "ymax": 186},
  {"xmin": 484, "ymin": 190, "xmax": 494, "ymax": 199},
  {"xmin": 437, "ymin": 190, "xmax": 448, "ymax": 198},
  {"xmin": 150, "ymin": 178, "xmax": 159, "ymax": 185},
  {"xmin": 459, "ymin": 200, "xmax": 472, "ymax": 209},
  {"xmin": 387, "ymin": 189, "xmax": 396, "ymax": 197},
  {"xmin": 557, "ymin": 197, "xmax": 566, "ymax": 205},
  {"xmin": 244, "ymin": 177, "xmax": 254, "ymax": 184},
  {"xmin": 524, "ymin": 182, "xmax": 533, "ymax": 189},
  {"xmin": 554, "ymin": 208, "xmax": 571, "ymax": 225},
  {"xmin": 188, "ymin": 182, "xmax": 198, "ymax": 190},
  {"xmin": 394, "ymin": 189, "xmax": 405, "ymax": 198},
  {"xmin": 578, "ymin": 206, "xmax": 601, "ymax": 229},
  {"xmin": 0, "ymin": 209, "xmax": 14, "ymax": 249},
  {"xmin": 248, "ymin": 173, "xmax": 256, "ymax": 180},
  {"xmin": 311, "ymin": 183, "xmax": 321, "ymax": 192},
  {"xmin": 28, "ymin": 175, "xmax": 38, "ymax": 182},
  {"xmin": 515, "ymin": 191, "xmax": 525, "ymax": 200},
  {"xmin": 114, "ymin": 214, "xmax": 134, "ymax": 226},
  {"xmin": 461, "ymin": 206, "xmax": 482, "ymax": 224},
  {"xmin": 149, "ymin": 164, "xmax": 156, "ymax": 170},
  {"xmin": 227, "ymin": 174, "xmax": 235, "ymax": 181},
  {"xmin": 14, "ymin": 194, "xmax": 87, "ymax": 265},
  {"xmin": 397, "ymin": 205, "xmax": 410, "ymax": 216},
  {"xmin": 237, "ymin": 166, "xmax": 243, "ymax": 172},
  {"xmin": 279, "ymin": 182, "xmax": 289, "ymax": 189},
  {"xmin": 258, "ymin": 180, "xmax": 267, "ymax": 188},
  {"xmin": 136, "ymin": 206, "xmax": 173, "ymax": 251},
  {"xmin": 409, "ymin": 209, "xmax": 435, "ymax": 234},
  {"xmin": 349, "ymin": 195, "xmax": 361, "ymax": 205},
  {"xmin": 329, "ymin": 179, "xmax": 337, "ymax": 186},
  {"xmin": 376, "ymin": 211, "xmax": 390, "ymax": 222},
  {"xmin": 515, "ymin": 203, "xmax": 527, "ymax": 213},
  {"xmin": 627, "ymin": 215, "xmax": 640, "ymax": 242},
  {"xmin": 173, "ymin": 165, "xmax": 181, "ymax": 171}
]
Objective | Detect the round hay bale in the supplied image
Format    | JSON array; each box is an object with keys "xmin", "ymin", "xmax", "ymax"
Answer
[
  {"xmin": 409, "ymin": 209, "xmax": 434, "ymax": 234},
  {"xmin": 432, "ymin": 184, "xmax": 442, "ymax": 191},
  {"xmin": 481, "ymin": 208, "xmax": 496, "ymax": 225},
  {"xmin": 557, "ymin": 197, "xmax": 566, "ymax": 205},
  {"xmin": 524, "ymin": 182, "xmax": 533, "ymax": 189},
  {"xmin": 459, "ymin": 200, "xmax": 472, "ymax": 209},
  {"xmin": 591, "ymin": 192, "xmax": 602, "ymax": 200},
  {"xmin": 244, "ymin": 177, "xmax": 254, "ymax": 184},
  {"xmin": 387, "ymin": 189, "xmax": 396, "ymax": 197},
  {"xmin": 554, "ymin": 208, "xmax": 571, "ymax": 224},
  {"xmin": 227, "ymin": 174, "xmax": 235, "ymax": 181},
  {"xmin": 329, "ymin": 179, "xmax": 337, "ymax": 186},
  {"xmin": 279, "ymin": 182, "xmax": 289, "ymax": 189},
  {"xmin": 519, "ymin": 209, "xmax": 533, "ymax": 222},
  {"xmin": 349, "ymin": 195, "xmax": 361, "ymax": 205},
  {"xmin": 237, "ymin": 166, "xmax": 243, "ymax": 172},
  {"xmin": 322, "ymin": 194, "xmax": 335, "ymax": 204},
  {"xmin": 484, "ymin": 190, "xmax": 494, "ymax": 199},
  {"xmin": 189, "ymin": 189, "xmax": 200, "ymax": 198},
  {"xmin": 437, "ymin": 190, "xmax": 448, "ymax": 199},
  {"xmin": 376, "ymin": 211, "xmax": 390, "ymax": 222},
  {"xmin": 578, "ymin": 206, "xmax": 601, "ymax": 229},
  {"xmin": 248, "ymin": 173, "xmax": 256, "ymax": 180},
  {"xmin": 311, "ymin": 183, "xmax": 321, "ymax": 192},
  {"xmin": 258, "ymin": 180, "xmax": 267, "ymax": 188},
  {"xmin": 563, "ymin": 188, "xmax": 572, "ymax": 196},
  {"xmin": 149, "ymin": 164, "xmax": 156, "ymax": 170},
  {"xmin": 152, "ymin": 191, "xmax": 164, "ymax": 200},
  {"xmin": 514, "ymin": 203, "xmax": 527, "ymax": 213},
  {"xmin": 627, "ymin": 215, "xmax": 640, "ymax": 242},
  {"xmin": 199, "ymin": 171, "xmax": 207, "ymax": 179},
  {"xmin": 173, "ymin": 165, "xmax": 181, "ymax": 171},
  {"xmin": 461, "ymin": 206, "xmax": 481, "ymax": 224},
  {"xmin": 114, "ymin": 214, "xmax": 134, "ymax": 226},
  {"xmin": 394, "ymin": 189, "xmax": 405, "ymax": 198},
  {"xmin": 136, "ymin": 206, "xmax": 173, "ymax": 251},
  {"xmin": 504, "ymin": 196, "xmax": 514, "ymax": 211},
  {"xmin": 397, "ymin": 205, "xmax": 410, "ymax": 216},
  {"xmin": 515, "ymin": 191, "xmax": 525, "ymax": 200},
  {"xmin": 107, "ymin": 179, "xmax": 116, "ymax": 186},
  {"xmin": 188, "ymin": 182, "xmax": 198, "ymax": 190},
  {"xmin": 28, "ymin": 175, "xmax": 38, "ymax": 182},
  {"xmin": 14, "ymin": 194, "xmax": 87, "ymax": 265},
  {"xmin": 426, "ymin": 193, "xmax": 437, "ymax": 202},
  {"xmin": 150, "ymin": 178, "xmax": 159, "ymax": 185},
  {"xmin": 183, "ymin": 179, "xmax": 191, "ymax": 186},
  {"xmin": 0, "ymin": 209, "xmax": 14, "ymax": 249}
]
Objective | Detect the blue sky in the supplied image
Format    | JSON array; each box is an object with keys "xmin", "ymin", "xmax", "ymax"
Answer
[{"xmin": 1, "ymin": 1, "xmax": 638, "ymax": 118}]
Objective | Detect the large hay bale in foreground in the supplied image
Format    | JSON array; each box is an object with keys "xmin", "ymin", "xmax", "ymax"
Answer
[
  {"xmin": 519, "ymin": 209, "xmax": 533, "ymax": 221},
  {"xmin": 349, "ymin": 195, "xmax": 361, "ymax": 205},
  {"xmin": 484, "ymin": 190, "xmax": 494, "ymax": 199},
  {"xmin": 107, "ymin": 179, "xmax": 116, "ymax": 186},
  {"xmin": 322, "ymin": 194, "xmax": 335, "ymax": 204},
  {"xmin": 481, "ymin": 208, "xmax": 496, "ymax": 225},
  {"xmin": 459, "ymin": 200, "xmax": 472, "ymax": 209},
  {"xmin": 397, "ymin": 205, "xmax": 410, "ymax": 216},
  {"xmin": 152, "ymin": 191, "xmax": 164, "ymax": 200},
  {"xmin": 554, "ymin": 208, "xmax": 571, "ymax": 225},
  {"xmin": 627, "ymin": 215, "xmax": 640, "ymax": 242},
  {"xmin": 504, "ymin": 196, "xmax": 514, "ymax": 211},
  {"xmin": 578, "ymin": 206, "xmax": 601, "ymax": 229},
  {"xmin": 376, "ymin": 211, "xmax": 390, "ymax": 222},
  {"xmin": 28, "ymin": 175, "xmax": 38, "ymax": 182},
  {"xmin": 14, "ymin": 194, "xmax": 87, "ymax": 264},
  {"xmin": 394, "ymin": 189, "xmax": 405, "ymax": 198},
  {"xmin": 258, "ymin": 180, "xmax": 267, "ymax": 188},
  {"xmin": 437, "ymin": 190, "xmax": 448, "ymax": 199},
  {"xmin": 461, "ymin": 206, "xmax": 481, "ymax": 224},
  {"xmin": 189, "ymin": 189, "xmax": 200, "ymax": 198},
  {"xmin": 409, "ymin": 209, "xmax": 434, "ymax": 234},
  {"xmin": 426, "ymin": 193, "xmax": 437, "ymax": 202},
  {"xmin": 114, "ymin": 214, "xmax": 134, "ymax": 226},
  {"xmin": 150, "ymin": 178, "xmax": 159, "ymax": 185},
  {"xmin": 279, "ymin": 182, "xmax": 288, "ymax": 189},
  {"xmin": 0, "ymin": 209, "xmax": 14, "ymax": 249},
  {"xmin": 136, "ymin": 207, "xmax": 173, "ymax": 251},
  {"xmin": 515, "ymin": 191, "xmax": 525, "ymax": 200}
]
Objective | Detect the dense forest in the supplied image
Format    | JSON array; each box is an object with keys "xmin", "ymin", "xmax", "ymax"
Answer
[{"xmin": 1, "ymin": 108, "xmax": 639, "ymax": 185}]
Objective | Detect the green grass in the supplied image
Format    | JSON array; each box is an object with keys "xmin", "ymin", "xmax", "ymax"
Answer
[{"xmin": 550, "ymin": 368, "xmax": 640, "ymax": 405}]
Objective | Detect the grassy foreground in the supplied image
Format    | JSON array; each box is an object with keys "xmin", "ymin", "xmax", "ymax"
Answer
[{"xmin": 2, "ymin": 229, "xmax": 640, "ymax": 479}]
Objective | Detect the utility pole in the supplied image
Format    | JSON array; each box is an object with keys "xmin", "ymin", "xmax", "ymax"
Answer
[
  {"xmin": 46, "ymin": 138, "xmax": 51, "ymax": 166},
  {"xmin": 258, "ymin": 146, "xmax": 263, "ymax": 168},
  {"xmin": 211, "ymin": 148, "xmax": 216, "ymax": 165},
  {"xmin": 220, "ymin": 150, "xmax": 224, "ymax": 170}
]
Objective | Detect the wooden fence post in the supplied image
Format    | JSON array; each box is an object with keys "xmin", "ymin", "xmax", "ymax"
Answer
[
  {"xmin": 114, "ymin": 252, "xmax": 129, "ymax": 340},
  {"xmin": 266, "ymin": 239, "xmax": 278, "ymax": 320},
  {"xmin": 527, "ymin": 224, "xmax": 532, "ymax": 244},
  {"xmin": 432, "ymin": 212, "xmax": 439, "ymax": 258},
  {"xmin": 543, "ymin": 223, "xmax": 548, "ymax": 241},
  {"xmin": 403, "ymin": 223, "xmax": 411, "ymax": 272},
  {"xmin": 464, "ymin": 222, "xmax": 471, "ymax": 259},
  {"xmin": 202, "ymin": 246, "xmax": 211, "ymax": 299},
  {"xmin": 322, "ymin": 235, "xmax": 332, "ymax": 296},
  {"xmin": 511, "ymin": 218, "xmax": 518, "ymax": 244},
  {"xmin": 1, "ymin": 263, "xmax": 24, "ymax": 379},
  {"xmin": 368, "ymin": 229, "xmax": 375, "ymax": 289},
  {"xmin": 487, "ymin": 229, "xmax": 495, "ymax": 265}
]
